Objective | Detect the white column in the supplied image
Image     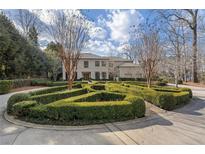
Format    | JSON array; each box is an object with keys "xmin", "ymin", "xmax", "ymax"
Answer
[{"xmin": 62, "ymin": 63, "xmax": 66, "ymax": 80}]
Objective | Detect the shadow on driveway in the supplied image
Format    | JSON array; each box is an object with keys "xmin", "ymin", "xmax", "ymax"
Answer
[{"xmin": 173, "ymin": 97, "xmax": 205, "ymax": 116}]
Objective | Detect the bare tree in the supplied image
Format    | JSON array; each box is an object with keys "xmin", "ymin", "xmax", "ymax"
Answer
[
  {"xmin": 46, "ymin": 10, "xmax": 90, "ymax": 89},
  {"xmin": 14, "ymin": 9, "xmax": 42, "ymax": 37},
  {"xmin": 168, "ymin": 9, "xmax": 199, "ymax": 83},
  {"xmin": 134, "ymin": 31, "xmax": 162, "ymax": 88}
]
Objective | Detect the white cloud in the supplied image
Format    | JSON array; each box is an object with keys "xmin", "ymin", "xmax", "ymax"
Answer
[
  {"xmin": 89, "ymin": 26, "xmax": 107, "ymax": 40},
  {"xmin": 84, "ymin": 40, "xmax": 118, "ymax": 56},
  {"xmin": 106, "ymin": 10, "xmax": 143, "ymax": 43}
]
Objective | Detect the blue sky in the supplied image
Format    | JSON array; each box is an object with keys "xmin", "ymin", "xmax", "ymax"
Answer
[{"xmin": 3, "ymin": 9, "xmax": 160, "ymax": 56}]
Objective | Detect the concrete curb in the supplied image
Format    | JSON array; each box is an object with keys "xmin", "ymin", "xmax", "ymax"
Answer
[
  {"xmin": 4, "ymin": 111, "xmax": 106, "ymax": 131},
  {"xmin": 4, "ymin": 110, "xmax": 170, "ymax": 131}
]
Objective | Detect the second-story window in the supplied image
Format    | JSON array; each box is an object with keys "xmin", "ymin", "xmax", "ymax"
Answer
[
  {"xmin": 101, "ymin": 61, "xmax": 106, "ymax": 67},
  {"xmin": 95, "ymin": 61, "xmax": 100, "ymax": 67},
  {"xmin": 84, "ymin": 61, "xmax": 89, "ymax": 68},
  {"xmin": 109, "ymin": 62, "xmax": 113, "ymax": 67}
]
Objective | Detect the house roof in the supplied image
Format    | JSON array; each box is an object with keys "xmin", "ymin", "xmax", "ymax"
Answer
[
  {"xmin": 119, "ymin": 62, "xmax": 140, "ymax": 67},
  {"xmin": 105, "ymin": 56, "xmax": 133, "ymax": 62},
  {"xmin": 80, "ymin": 53, "xmax": 109, "ymax": 60}
]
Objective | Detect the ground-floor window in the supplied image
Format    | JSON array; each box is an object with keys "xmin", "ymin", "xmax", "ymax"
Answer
[
  {"xmin": 109, "ymin": 72, "xmax": 114, "ymax": 80},
  {"xmin": 95, "ymin": 72, "xmax": 100, "ymax": 80},
  {"xmin": 102, "ymin": 72, "xmax": 107, "ymax": 80},
  {"xmin": 82, "ymin": 72, "xmax": 91, "ymax": 80}
]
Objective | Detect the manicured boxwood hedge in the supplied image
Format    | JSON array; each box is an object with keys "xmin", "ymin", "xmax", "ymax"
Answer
[
  {"xmin": 7, "ymin": 93, "xmax": 31, "ymax": 113},
  {"xmin": 90, "ymin": 84, "xmax": 105, "ymax": 90},
  {"xmin": 29, "ymin": 85, "xmax": 68, "ymax": 96},
  {"xmin": 8, "ymin": 90, "xmax": 146, "ymax": 125},
  {"xmin": 0, "ymin": 80, "xmax": 12, "ymax": 94},
  {"xmin": 0, "ymin": 79, "xmax": 82, "ymax": 94},
  {"xmin": 30, "ymin": 88, "xmax": 88, "ymax": 104},
  {"xmin": 7, "ymin": 81, "xmax": 192, "ymax": 125},
  {"xmin": 106, "ymin": 83, "xmax": 192, "ymax": 111},
  {"xmin": 27, "ymin": 93, "xmax": 145, "ymax": 124}
]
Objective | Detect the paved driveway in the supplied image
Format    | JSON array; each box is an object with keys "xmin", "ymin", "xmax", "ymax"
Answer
[{"xmin": 1, "ymin": 85, "xmax": 205, "ymax": 144}]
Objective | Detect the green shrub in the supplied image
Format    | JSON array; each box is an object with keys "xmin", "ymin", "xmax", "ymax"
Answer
[
  {"xmin": 29, "ymin": 85, "xmax": 67, "ymax": 96},
  {"xmin": 0, "ymin": 80, "xmax": 12, "ymax": 94},
  {"xmin": 31, "ymin": 88, "xmax": 88, "ymax": 104},
  {"xmin": 173, "ymin": 92, "xmax": 190, "ymax": 105},
  {"xmin": 31, "ymin": 79, "xmax": 52, "ymax": 86},
  {"xmin": 107, "ymin": 83, "xmax": 192, "ymax": 111},
  {"xmin": 30, "ymin": 97, "xmax": 145, "ymax": 124},
  {"xmin": 69, "ymin": 91, "xmax": 126, "ymax": 102},
  {"xmin": 11, "ymin": 79, "xmax": 32, "ymax": 89},
  {"xmin": 155, "ymin": 92, "xmax": 176, "ymax": 110},
  {"xmin": 47, "ymin": 81, "xmax": 67, "ymax": 87},
  {"xmin": 7, "ymin": 93, "xmax": 30, "ymax": 113},
  {"xmin": 125, "ymin": 95, "xmax": 145, "ymax": 117},
  {"xmin": 12, "ymin": 101, "xmax": 39, "ymax": 116},
  {"xmin": 180, "ymin": 88, "xmax": 192, "ymax": 98},
  {"xmin": 90, "ymin": 84, "xmax": 105, "ymax": 90}
]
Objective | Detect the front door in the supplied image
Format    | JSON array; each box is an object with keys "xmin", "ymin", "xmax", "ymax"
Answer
[{"xmin": 82, "ymin": 72, "xmax": 91, "ymax": 80}]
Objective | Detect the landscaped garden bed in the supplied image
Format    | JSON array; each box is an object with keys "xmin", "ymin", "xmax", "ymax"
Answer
[{"xmin": 6, "ymin": 81, "xmax": 192, "ymax": 125}]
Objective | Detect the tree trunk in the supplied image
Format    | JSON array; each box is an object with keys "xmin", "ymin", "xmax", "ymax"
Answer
[
  {"xmin": 192, "ymin": 26, "xmax": 198, "ymax": 83},
  {"xmin": 67, "ymin": 72, "xmax": 73, "ymax": 90},
  {"xmin": 147, "ymin": 77, "xmax": 151, "ymax": 88}
]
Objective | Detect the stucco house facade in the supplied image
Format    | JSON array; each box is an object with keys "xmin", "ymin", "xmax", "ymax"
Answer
[{"xmin": 62, "ymin": 53, "xmax": 143, "ymax": 80}]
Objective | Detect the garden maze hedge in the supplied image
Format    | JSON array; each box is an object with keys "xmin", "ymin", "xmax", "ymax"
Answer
[{"xmin": 7, "ymin": 81, "xmax": 192, "ymax": 125}]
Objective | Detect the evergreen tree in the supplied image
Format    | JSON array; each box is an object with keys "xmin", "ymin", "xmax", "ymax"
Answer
[{"xmin": 28, "ymin": 26, "xmax": 38, "ymax": 46}]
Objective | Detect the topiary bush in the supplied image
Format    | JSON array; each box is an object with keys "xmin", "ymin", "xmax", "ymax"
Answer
[
  {"xmin": 173, "ymin": 92, "xmax": 190, "ymax": 106},
  {"xmin": 90, "ymin": 84, "xmax": 105, "ymax": 90},
  {"xmin": 0, "ymin": 80, "xmax": 12, "ymax": 94},
  {"xmin": 26, "ymin": 94, "xmax": 145, "ymax": 124},
  {"xmin": 106, "ymin": 83, "xmax": 192, "ymax": 111},
  {"xmin": 11, "ymin": 79, "xmax": 32, "ymax": 89},
  {"xmin": 8, "ymin": 89, "xmax": 146, "ymax": 125},
  {"xmin": 12, "ymin": 101, "xmax": 39, "ymax": 116},
  {"xmin": 30, "ymin": 88, "xmax": 88, "ymax": 104},
  {"xmin": 7, "ymin": 93, "xmax": 31, "ymax": 113},
  {"xmin": 29, "ymin": 85, "xmax": 67, "ymax": 96}
]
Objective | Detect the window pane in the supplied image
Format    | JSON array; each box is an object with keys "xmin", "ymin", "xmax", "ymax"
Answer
[
  {"xmin": 95, "ymin": 61, "xmax": 100, "ymax": 67},
  {"xmin": 101, "ymin": 61, "xmax": 106, "ymax": 67},
  {"xmin": 84, "ymin": 61, "xmax": 89, "ymax": 68}
]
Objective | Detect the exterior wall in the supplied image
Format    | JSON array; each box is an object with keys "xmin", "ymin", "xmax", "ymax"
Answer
[
  {"xmin": 62, "ymin": 54, "xmax": 142, "ymax": 80},
  {"xmin": 76, "ymin": 59, "xmax": 109, "ymax": 79},
  {"xmin": 118, "ymin": 66, "xmax": 143, "ymax": 78}
]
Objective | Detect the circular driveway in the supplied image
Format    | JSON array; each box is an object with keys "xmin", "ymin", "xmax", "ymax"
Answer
[{"xmin": 1, "ymin": 86, "xmax": 205, "ymax": 144}]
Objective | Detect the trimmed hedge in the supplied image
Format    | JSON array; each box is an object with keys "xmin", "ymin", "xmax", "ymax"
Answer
[
  {"xmin": 30, "ymin": 88, "xmax": 88, "ymax": 104},
  {"xmin": 8, "ymin": 90, "xmax": 145, "ymax": 125},
  {"xmin": 27, "ymin": 94, "xmax": 145, "ymax": 124},
  {"xmin": 7, "ymin": 93, "xmax": 30, "ymax": 113},
  {"xmin": 12, "ymin": 101, "xmax": 39, "ymax": 116},
  {"xmin": 90, "ymin": 84, "xmax": 105, "ymax": 90},
  {"xmin": 29, "ymin": 85, "xmax": 67, "ymax": 96},
  {"xmin": 106, "ymin": 83, "xmax": 192, "ymax": 111},
  {"xmin": 12, "ymin": 79, "xmax": 32, "ymax": 89},
  {"xmin": 0, "ymin": 80, "xmax": 12, "ymax": 94}
]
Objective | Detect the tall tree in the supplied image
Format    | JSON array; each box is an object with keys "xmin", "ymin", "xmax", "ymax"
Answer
[
  {"xmin": 167, "ymin": 9, "xmax": 199, "ymax": 82},
  {"xmin": 45, "ymin": 42, "xmax": 62, "ymax": 81},
  {"xmin": 28, "ymin": 26, "xmax": 38, "ymax": 46},
  {"xmin": 134, "ymin": 30, "xmax": 162, "ymax": 88},
  {"xmin": 46, "ymin": 10, "xmax": 90, "ymax": 89}
]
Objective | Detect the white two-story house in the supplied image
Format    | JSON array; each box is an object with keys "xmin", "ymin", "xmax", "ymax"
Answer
[{"xmin": 62, "ymin": 53, "xmax": 143, "ymax": 80}]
